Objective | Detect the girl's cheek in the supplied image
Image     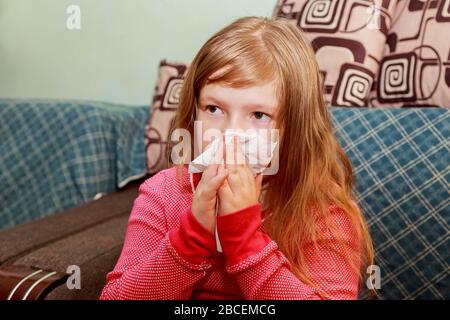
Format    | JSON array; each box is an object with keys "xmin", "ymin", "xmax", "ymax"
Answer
[{"xmin": 248, "ymin": 120, "xmax": 276, "ymax": 136}]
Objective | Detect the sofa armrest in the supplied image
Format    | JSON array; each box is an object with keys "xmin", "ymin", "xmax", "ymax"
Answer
[
  {"xmin": 0, "ymin": 265, "xmax": 68, "ymax": 300},
  {"xmin": 0, "ymin": 176, "xmax": 148, "ymax": 300}
]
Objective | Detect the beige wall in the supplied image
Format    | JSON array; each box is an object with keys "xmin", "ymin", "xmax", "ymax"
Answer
[{"xmin": 0, "ymin": 0, "xmax": 275, "ymax": 105}]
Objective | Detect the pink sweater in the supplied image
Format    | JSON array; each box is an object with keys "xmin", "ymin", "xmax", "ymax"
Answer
[{"xmin": 100, "ymin": 165, "xmax": 360, "ymax": 300}]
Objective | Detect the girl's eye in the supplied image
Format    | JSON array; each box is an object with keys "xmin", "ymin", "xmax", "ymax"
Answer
[
  {"xmin": 253, "ymin": 111, "xmax": 271, "ymax": 122},
  {"xmin": 205, "ymin": 105, "xmax": 223, "ymax": 115}
]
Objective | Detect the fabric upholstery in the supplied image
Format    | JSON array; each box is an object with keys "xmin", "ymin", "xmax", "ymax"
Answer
[
  {"xmin": 332, "ymin": 107, "xmax": 449, "ymax": 299},
  {"xmin": 145, "ymin": 60, "xmax": 189, "ymax": 175},
  {"xmin": 272, "ymin": 0, "xmax": 398, "ymax": 107},
  {"xmin": 368, "ymin": 0, "xmax": 450, "ymax": 107},
  {"xmin": 0, "ymin": 99, "xmax": 150, "ymax": 230},
  {"xmin": 0, "ymin": 178, "xmax": 144, "ymax": 300}
]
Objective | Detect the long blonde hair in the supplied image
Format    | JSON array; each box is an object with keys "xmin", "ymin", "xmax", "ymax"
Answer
[{"xmin": 170, "ymin": 16, "xmax": 375, "ymax": 297}]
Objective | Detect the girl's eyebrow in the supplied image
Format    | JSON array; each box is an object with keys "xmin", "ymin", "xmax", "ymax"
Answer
[{"xmin": 201, "ymin": 96, "xmax": 277, "ymax": 112}]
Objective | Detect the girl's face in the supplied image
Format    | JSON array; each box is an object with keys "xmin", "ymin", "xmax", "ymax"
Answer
[{"xmin": 196, "ymin": 79, "xmax": 279, "ymax": 151}]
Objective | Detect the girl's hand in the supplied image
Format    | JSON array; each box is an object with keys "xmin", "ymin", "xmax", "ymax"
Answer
[
  {"xmin": 218, "ymin": 136, "xmax": 263, "ymax": 216},
  {"xmin": 191, "ymin": 138, "xmax": 229, "ymax": 234}
]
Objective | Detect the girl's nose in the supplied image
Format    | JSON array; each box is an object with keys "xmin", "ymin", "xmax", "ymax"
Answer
[{"xmin": 224, "ymin": 115, "xmax": 246, "ymax": 133}]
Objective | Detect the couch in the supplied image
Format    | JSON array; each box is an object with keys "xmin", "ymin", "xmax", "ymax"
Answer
[{"xmin": 0, "ymin": 100, "xmax": 448, "ymax": 300}]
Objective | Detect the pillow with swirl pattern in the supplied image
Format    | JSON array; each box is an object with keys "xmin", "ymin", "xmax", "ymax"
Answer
[
  {"xmin": 368, "ymin": 0, "xmax": 450, "ymax": 108},
  {"xmin": 272, "ymin": 0, "xmax": 397, "ymax": 107},
  {"xmin": 145, "ymin": 60, "xmax": 189, "ymax": 174}
]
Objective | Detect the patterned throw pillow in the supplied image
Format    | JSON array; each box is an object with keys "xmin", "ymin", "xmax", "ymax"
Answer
[
  {"xmin": 145, "ymin": 60, "xmax": 189, "ymax": 174},
  {"xmin": 368, "ymin": 0, "xmax": 450, "ymax": 108},
  {"xmin": 272, "ymin": 0, "xmax": 397, "ymax": 107}
]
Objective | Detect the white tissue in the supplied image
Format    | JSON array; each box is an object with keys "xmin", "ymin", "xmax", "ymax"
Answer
[
  {"xmin": 188, "ymin": 130, "xmax": 278, "ymax": 175},
  {"xmin": 188, "ymin": 130, "xmax": 277, "ymax": 253}
]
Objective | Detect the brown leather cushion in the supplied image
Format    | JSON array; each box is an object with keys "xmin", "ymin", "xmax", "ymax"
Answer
[{"xmin": 0, "ymin": 177, "xmax": 148, "ymax": 300}]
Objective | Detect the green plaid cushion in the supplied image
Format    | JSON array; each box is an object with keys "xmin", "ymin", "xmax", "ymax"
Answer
[{"xmin": 331, "ymin": 107, "xmax": 449, "ymax": 300}]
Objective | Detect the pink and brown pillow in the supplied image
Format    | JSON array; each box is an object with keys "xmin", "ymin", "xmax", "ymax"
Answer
[
  {"xmin": 272, "ymin": 0, "xmax": 398, "ymax": 107},
  {"xmin": 368, "ymin": 0, "xmax": 450, "ymax": 108},
  {"xmin": 145, "ymin": 60, "xmax": 189, "ymax": 175}
]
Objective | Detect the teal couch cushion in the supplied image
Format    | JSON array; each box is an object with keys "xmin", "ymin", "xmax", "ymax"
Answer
[{"xmin": 332, "ymin": 107, "xmax": 449, "ymax": 299}]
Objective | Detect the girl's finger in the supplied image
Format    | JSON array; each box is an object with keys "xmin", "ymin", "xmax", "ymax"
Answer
[
  {"xmin": 202, "ymin": 161, "xmax": 219, "ymax": 181},
  {"xmin": 234, "ymin": 138, "xmax": 251, "ymax": 184},
  {"xmin": 226, "ymin": 167, "xmax": 241, "ymax": 194},
  {"xmin": 218, "ymin": 175, "xmax": 233, "ymax": 199},
  {"xmin": 207, "ymin": 164, "xmax": 228, "ymax": 191},
  {"xmin": 217, "ymin": 175, "xmax": 234, "ymax": 216},
  {"xmin": 242, "ymin": 165, "xmax": 255, "ymax": 190}
]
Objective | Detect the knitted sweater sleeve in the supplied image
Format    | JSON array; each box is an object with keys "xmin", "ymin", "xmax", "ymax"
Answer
[
  {"xmin": 99, "ymin": 170, "xmax": 216, "ymax": 300},
  {"xmin": 216, "ymin": 203, "xmax": 361, "ymax": 300}
]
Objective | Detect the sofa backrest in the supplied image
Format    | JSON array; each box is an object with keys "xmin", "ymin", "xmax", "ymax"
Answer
[{"xmin": 331, "ymin": 107, "xmax": 449, "ymax": 299}]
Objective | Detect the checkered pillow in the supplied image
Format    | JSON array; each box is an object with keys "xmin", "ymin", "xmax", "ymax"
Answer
[{"xmin": 331, "ymin": 107, "xmax": 449, "ymax": 299}]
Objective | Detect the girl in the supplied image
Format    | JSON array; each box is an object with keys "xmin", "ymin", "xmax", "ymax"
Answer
[{"xmin": 100, "ymin": 16, "xmax": 374, "ymax": 300}]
